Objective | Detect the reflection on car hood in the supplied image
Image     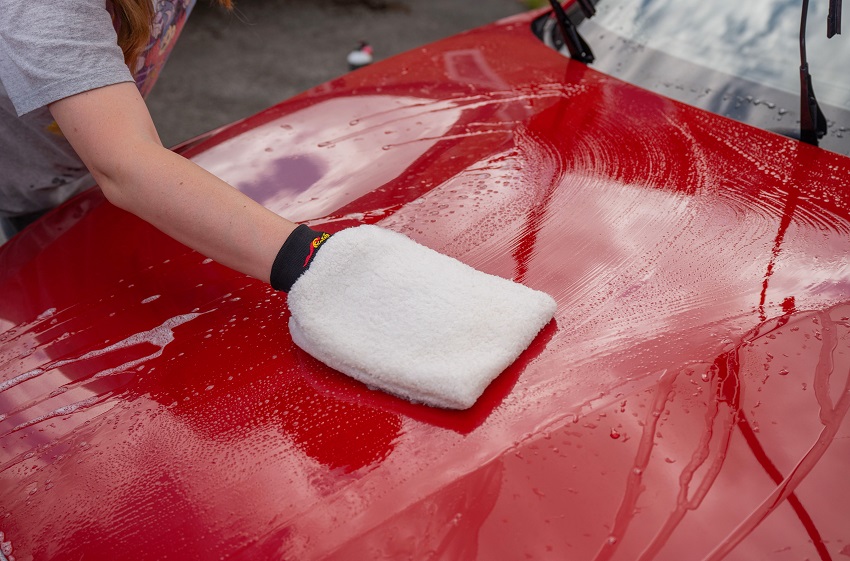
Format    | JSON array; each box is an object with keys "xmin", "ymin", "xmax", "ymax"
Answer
[{"xmin": 2, "ymin": 9, "xmax": 850, "ymax": 561}]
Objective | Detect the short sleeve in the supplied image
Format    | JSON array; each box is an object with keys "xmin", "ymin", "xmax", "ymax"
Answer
[{"xmin": 0, "ymin": 0, "xmax": 135, "ymax": 116}]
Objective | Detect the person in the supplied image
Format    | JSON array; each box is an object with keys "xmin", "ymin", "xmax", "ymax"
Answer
[{"xmin": 0, "ymin": 0, "xmax": 329, "ymax": 292}]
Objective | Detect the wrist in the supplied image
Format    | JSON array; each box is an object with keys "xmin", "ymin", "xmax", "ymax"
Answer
[{"xmin": 269, "ymin": 224, "xmax": 331, "ymax": 291}]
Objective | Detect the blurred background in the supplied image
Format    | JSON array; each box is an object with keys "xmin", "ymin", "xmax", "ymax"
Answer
[{"xmin": 147, "ymin": 0, "xmax": 529, "ymax": 147}]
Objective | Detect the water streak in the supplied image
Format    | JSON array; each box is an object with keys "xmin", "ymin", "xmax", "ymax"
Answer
[
  {"xmin": 316, "ymin": 85, "xmax": 582, "ymax": 149},
  {"xmin": 592, "ymin": 369, "xmax": 677, "ymax": 561},
  {"xmin": 0, "ymin": 313, "xmax": 202, "ymax": 435},
  {"xmin": 701, "ymin": 310, "xmax": 850, "ymax": 561}
]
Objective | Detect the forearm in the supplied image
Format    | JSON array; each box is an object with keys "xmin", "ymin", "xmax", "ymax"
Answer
[
  {"xmin": 49, "ymin": 82, "xmax": 297, "ymax": 284},
  {"xmin": 97, "ymin": 141, "xmax": 296, "ymax": 282}
]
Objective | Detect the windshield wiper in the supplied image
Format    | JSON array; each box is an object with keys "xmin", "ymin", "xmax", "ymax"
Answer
[
  {"xmin": 828, "ymin": 0, "xmax": 842, "ymax": 37},
  {"xmin": 799, "ymin": 0, "xmax": 842, "ymax": 145},
  {"xmin": 576, "ymin": 0, "xmax": 596, "ymax": 18},
  {"xmin": 548, "ymin": 0, "xmax": 595, "ymax": 64}
]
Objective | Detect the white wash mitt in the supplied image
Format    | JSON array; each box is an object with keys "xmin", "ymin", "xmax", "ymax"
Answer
[{"xmin": 287, "ymin": 225, "xmax": 557, "ymax": 409}]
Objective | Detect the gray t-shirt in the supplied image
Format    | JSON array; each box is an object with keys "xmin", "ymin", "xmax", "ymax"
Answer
[{"xmin": 0, "ymin": 0, "xmax": 195, "ymax": 217}]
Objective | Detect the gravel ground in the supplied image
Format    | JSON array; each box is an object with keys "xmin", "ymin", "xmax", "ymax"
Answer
[{"xmin": 147, "ymin": 0, "xmax": 527, "ymax": 147}]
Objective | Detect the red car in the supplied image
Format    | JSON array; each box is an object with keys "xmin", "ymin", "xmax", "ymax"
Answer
[{"xmin": 2, "ymin": 1, "xmax": 849, "ymax": 560}]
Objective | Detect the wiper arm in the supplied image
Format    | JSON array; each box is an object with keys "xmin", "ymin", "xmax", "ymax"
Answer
[
  {"xmin": 799, "ymin": 0, "xmax": 827, "ymax": 146},
  {"xmin": 548, "ymin": 0, "xmax": 595, "ymax": 64},
  {"xmin": 828, "ymin": 0, "xmax": 842, "ymax": 38},
  {"xmin": 576, "ymin": 0, "xmax": 596, "ymax": 18}
]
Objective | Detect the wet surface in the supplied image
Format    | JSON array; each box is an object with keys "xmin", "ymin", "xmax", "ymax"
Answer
[
  {"xmin": 2, "ymin": 12, "xmax": 850, "ymax": 561},
  {"xmin": 552, "ymin": 0, "xmax": 850, "ymax": 156}
]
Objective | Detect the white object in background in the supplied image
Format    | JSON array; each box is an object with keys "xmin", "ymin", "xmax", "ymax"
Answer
[{"xmin": 347, "ymin": 41, "xmax": 374, "ymax": 70}]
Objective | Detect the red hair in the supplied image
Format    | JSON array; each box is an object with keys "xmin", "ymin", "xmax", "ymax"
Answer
[{"xmin": 111, "ymin": 0, "xmax": 233, "ymax": 65}]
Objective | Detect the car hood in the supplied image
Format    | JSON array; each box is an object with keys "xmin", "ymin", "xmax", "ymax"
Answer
[{"xmin": 2, "ymin": 10, "xmax": 850, "ymax": 561}]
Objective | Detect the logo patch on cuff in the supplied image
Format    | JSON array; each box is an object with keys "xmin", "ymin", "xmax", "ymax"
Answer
[{"xmin": 303, "ymin": 233, "xmax": 331, "ymax": 267}]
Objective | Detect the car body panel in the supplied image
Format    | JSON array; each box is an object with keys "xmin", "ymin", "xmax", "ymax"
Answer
[{"xmin": 2, "ymin": 9, "xmax": 850, "ymax": 561}]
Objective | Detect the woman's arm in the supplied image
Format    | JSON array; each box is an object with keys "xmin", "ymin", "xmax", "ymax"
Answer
[{"xmin": 49, "ymin": 81, "xmax": 297, "ymax": 283}]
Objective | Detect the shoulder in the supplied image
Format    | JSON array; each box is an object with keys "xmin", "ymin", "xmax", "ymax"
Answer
[{"xmin": 0, "ymin": 0, "xmax": 132, "ymax": 116}]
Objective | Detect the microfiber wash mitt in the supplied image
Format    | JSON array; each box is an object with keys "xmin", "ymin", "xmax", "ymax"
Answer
[{"xmin": 282, "ymin": 225, "xmax": 557, "ymax": 410}]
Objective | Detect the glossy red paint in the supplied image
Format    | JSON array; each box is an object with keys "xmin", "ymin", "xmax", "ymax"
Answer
[{"xmin": 2, "ymin": 10, "xmax": 850, "ymax": 561}]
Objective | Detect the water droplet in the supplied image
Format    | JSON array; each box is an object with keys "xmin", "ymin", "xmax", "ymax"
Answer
[{"xmin": 610, "ymin": 428, "xmax": 621, "ymax": 439}]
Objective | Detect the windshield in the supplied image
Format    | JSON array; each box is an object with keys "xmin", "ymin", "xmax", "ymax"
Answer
[
  {"xmin": 594, "ymin": 0, "xmax": 850, "ymax": 111},
  {"xmin": 534, "ymin": 0, "xmax": 850, "ymax": 155}
]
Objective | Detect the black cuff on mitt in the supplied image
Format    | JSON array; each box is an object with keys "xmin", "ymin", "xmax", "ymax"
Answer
[{"xmin": 270, "ymin": 224, "xmax": 331, "ymax": 292}]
